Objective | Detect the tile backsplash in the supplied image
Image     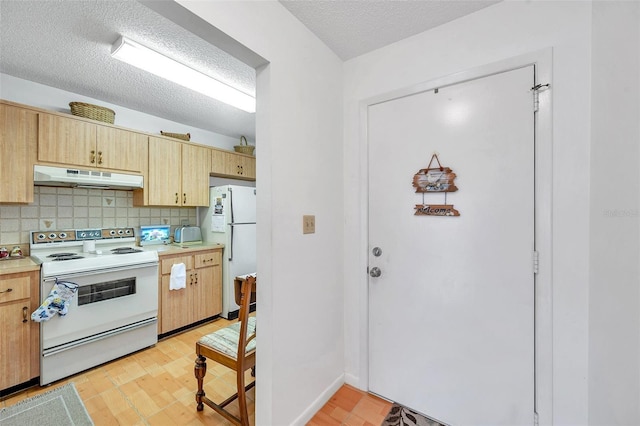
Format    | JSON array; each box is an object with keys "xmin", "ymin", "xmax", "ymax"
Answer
[{"xmin": 0, "ymin": 186, "xmax": 197, "ymax": 246}]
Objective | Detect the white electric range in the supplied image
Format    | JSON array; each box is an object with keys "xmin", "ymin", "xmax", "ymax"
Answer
[{"xmin": 30, "ymin": 227, "xmax": 159, "ymax": 385}]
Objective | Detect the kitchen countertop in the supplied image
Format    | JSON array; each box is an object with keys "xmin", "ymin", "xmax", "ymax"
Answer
[
  {"xmin": 0, "ymin": 257, "xmax": 40, "ymax": 274},
  {"xmin": 0, "ymin": 244, "xmax": 224, "ymax": 276},
  {"xmin": 153, "ymin": 243, "xmax": 224, "ymax": 256}
]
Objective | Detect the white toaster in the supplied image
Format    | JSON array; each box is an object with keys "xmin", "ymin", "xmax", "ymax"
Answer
[{"xmin": 174, "ymin": 226, "xmax": 202, "ymax": 245}]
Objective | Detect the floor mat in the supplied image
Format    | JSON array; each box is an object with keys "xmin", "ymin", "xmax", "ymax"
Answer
[{"xmin": 381, "ymin": 403, "xmax": 445, "ymax": 426}]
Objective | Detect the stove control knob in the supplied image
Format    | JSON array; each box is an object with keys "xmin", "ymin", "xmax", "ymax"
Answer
[
  {"xmin": 59, "ymin": 232, "xmax": 67, "ymax": 239},
  {"xmin": 37, "ymin": 234, "xmax": 46, "ymax": 240},
  {"xmin": 109, "ymin": 230, "xmax": 116, "ymax": 236},
  {"xmin": 79, "ymin": 232, "xmax": 86, "ymax": 238},
  {"xmin": 117, "ymin": 229, "xmax": 124, "ymax": 235},
  {"xmin": 49, "ymin": 233, "xmax": 57, "ymax": 239},
  {"xmin": 125, "ymin": 229, "xmax": 132, "ymax": 235}
]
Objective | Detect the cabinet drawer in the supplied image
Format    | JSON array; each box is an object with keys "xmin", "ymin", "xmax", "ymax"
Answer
[
  {"xmin": 160, "ymin": 256, "xmax": 193, "ymax": 274},
  {"xmin": 194, "ymin": 251, "xmax": 221, "ymax": 269},
  {"xmin": 0, "ymin": 275, "xmax": 30, "ymax": 303}
]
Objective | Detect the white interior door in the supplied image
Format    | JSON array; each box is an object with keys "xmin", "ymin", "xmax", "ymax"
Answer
[{"xmin": 368, "ymin": 66, "xmax": 535, "ymax": 425}]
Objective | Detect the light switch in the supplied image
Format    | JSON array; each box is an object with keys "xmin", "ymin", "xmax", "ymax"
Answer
[{"xmin": 303, "ymin": 215, "xmax": 315, "ymax": 234}]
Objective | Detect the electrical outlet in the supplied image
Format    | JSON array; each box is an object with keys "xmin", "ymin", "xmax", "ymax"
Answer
[{"xmin": 303, "ymin": 215, "xmax": 315, "ymax": 234}]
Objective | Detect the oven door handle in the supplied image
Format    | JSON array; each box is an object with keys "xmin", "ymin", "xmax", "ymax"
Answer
[{"xmin": 41, "ymin": 261, "xmax": 159, "ymax": 282}]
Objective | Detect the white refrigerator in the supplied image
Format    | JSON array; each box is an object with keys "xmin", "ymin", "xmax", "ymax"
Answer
[{"xmin": 200, "ymin": 185, "xmax": 256, "ymax": 319}]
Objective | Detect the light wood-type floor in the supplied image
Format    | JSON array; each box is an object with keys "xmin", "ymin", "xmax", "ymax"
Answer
[{"xmin": 1, "ymin": 318, "xmax": 391, "ymax": 425}]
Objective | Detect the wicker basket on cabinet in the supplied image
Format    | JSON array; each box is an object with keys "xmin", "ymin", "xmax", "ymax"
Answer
[
  {"xmin": 160, "ymin": 131, "xmax": 191, "ymax": 141},
  {"xmin": 234, "ymin": 136, "xmax": 254, "ymax": 155},
  {"xmin": 69, "ymin": 102, "xmax": 115, "ymax": 124}
]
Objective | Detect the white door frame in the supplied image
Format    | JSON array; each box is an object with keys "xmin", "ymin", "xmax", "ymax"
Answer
[{"xmin": 357, "ymin": 49, "xmax": 553, "ymax": 424}]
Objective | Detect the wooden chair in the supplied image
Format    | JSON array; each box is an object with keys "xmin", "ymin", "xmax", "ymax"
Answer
[{"xmin": 195, "ymin": 275, "xmax": 256, "ymax": 426}]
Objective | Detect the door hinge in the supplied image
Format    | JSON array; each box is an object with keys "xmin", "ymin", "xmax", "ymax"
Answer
[
  {"xmin": 534, "ymin": 411, "xmax": 540, "ymax": 426},
  {"xmin": 533, "ymin": 251, "xmax": 540, "ymax": 274},
  {"xmin": 531, "ymin": 83, "xmax": 550, "ymax": 113}
]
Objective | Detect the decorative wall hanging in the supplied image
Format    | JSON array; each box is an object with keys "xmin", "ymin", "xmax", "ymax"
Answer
[{"xmin": 413, "ymin": 153, "xmax": 460, "ymax": 216}]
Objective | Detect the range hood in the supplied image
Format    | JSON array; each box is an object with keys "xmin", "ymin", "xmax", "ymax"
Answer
[{"xmin": 34, "ymin": 165, "xmax": 143, "ymax": 190}]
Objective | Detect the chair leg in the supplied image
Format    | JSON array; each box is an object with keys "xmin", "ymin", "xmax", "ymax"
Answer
[{"xmin": 195, "ymin": 355, "xmax": 207, "ymax": 411}]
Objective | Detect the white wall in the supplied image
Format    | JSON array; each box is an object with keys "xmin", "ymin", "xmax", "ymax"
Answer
[
  {"xmin": 343, "ymin": 1, "xmax": 594, "ymax": 424},
  {"xmin": 176, "ymin": 2, "xmax": 345, "ymax": 425},
  {"xmin": 588, "ymin": 2, "xmax": 640, "ymax": 425},
  {"xmin": 0, "ymin": 73, "xmax": 242, "ymax": 150}
]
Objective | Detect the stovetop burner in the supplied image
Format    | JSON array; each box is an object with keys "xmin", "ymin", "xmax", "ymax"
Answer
[
  {"xmin": 48, "ymin": 253, "xmax": 85, "ymax": 261},
  {"xmin": 111, "ymin": 247, "xmax": 143, "ymax": 254}
]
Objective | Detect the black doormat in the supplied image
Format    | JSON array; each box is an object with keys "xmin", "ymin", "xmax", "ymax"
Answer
[{"xmin": 382, "ymin": 403, "xmax": 445, "ymax": 426}]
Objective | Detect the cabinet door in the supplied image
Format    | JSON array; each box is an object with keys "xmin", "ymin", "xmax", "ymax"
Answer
[
  {"xmin": 181, "ymin": 143, "xmax": 211, "ymax": 206},
  {"xmin": 148, "ymin": 137, "xmax": 182, "ymax": 206},
  {"xmin": 0, "ymin": 271, "xmax": 36, "ymax": 390},
  {"xmin": 210, "ymin": 148, "xmax": 226, "ymax": 174},
  {"xmin": 221, "ymin": 151, "xmax": 256, "ymax": 180},
  {"xmin": 160, "ymin": 255, "xmax": 193, "ymax": 333},
  {"xmin": 0, "ymin": 302, "xmax": 31, "ymax": 389},
  {"xmin": 0, "ymin": 104, "xmax": 37, "ymax": 203},
  {"xmin": 38, "ymin": 113, "xmax": 97, "ymax": 167},
  {"xmin": 192, "ymin": 251, "xmax": 222, "ymax": 321},
  {"xmin": 97, "ymin": 127, "xmax": 148, "ymax": 173},
  {"xmin": 239, "ymin": 155, "xmax": 256, "ymax": 180},
  {"xmin": 160, "ymin": 275, "xmax": 190, "ymax": 332}
]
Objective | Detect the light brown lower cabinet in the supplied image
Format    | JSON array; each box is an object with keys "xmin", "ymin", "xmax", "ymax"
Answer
[
  {"xmin": 0, "ymin": 270, "xmax": 40, "ymax": 391},
  {"xmin": 159, "ymin": 249, "xmax": 222, "ymax": 334}
]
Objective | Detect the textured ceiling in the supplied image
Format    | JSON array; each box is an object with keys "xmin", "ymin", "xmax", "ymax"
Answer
[
  {"xmin": 279, "ymin": 0, "xmax": 501, "ymax": 60},
  {"xmin": 0, "ymin": 1, "xmax": 500, "ymax": 142},
  {"xmin": 0, "ymin": 0, "xmax": 257, "ymax": 140}
]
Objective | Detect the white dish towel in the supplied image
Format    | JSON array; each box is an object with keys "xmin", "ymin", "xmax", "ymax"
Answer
[{"xmin": 170, "ymin": 263, "xmax": 187, "ymax": 290}]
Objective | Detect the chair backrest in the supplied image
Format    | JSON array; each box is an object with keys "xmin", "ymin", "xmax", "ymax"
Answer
[{"xmin": 237, "ymin": 275, "xmax": 256, "ymax": 367}]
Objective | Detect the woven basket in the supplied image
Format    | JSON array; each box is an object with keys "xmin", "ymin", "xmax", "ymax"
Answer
[
  {"xmin": 160, "ymin": 131, "xmax": 191, "ymax": 141},
  {"xmin": 234, "ymin": 136, "xmax": 255, "ymax": 155},
  {"xmin": 69, "ymin": 102, "xmax": 115, "ymax": 124}
]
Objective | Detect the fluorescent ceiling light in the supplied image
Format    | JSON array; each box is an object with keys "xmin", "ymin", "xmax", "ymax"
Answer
[{"xmin": 111, "ymin": 36, "xmax": 255, "ymax": 113}]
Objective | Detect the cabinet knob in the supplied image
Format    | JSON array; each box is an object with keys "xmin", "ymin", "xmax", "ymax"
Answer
[
  {"xmin": 90, "ymin": 150, "xmax": 96, "ymax": 164},
  {"xmin": 22, "ymin": 306, "xmax": 28, "ymax": 323},
  {"xmin": 175, "ymin": 193, "xmax": 179, "ymax": 204},
  {"xmin": 183, "ymin": 193, "xmax": 187, "ymax": 204},
  {"xmin": 0, "ymin": 287, "xmax": 13, "ymax": 294},
  {"xmin": 98, "ymin": 151, "xmax": 103, "ymax": 165}
]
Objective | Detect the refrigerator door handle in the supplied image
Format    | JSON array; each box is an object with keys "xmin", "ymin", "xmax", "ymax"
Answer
[
  {"xmin": 229, "ymin": 224, "xmax": 234, "ymax": 261},
  {"xmin": 229, "ymin": 187, "xmax": 234, "ymax": 224}
]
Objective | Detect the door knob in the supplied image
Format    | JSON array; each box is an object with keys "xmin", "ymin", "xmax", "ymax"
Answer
[{"xmin": 369, "ymin": 267, "xmax": 381, "ymax": 278}]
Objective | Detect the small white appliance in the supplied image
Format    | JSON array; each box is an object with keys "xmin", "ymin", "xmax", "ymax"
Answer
[{"xmin": 199, "ymin": 185, "xmax": 256, "ymax": 319}]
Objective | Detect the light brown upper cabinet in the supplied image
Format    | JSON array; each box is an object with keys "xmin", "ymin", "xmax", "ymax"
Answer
[
  {"xmin": 147, "ymin": 137, "xmax": 211, "ymax": 206},
  {"xmin": 38, "ymin": 113, "xmax": 148, "ymax": 173},
  {"xmin": 0, "ymin": 102, "xmax": 37, "ymax": 204},
  {"xmin": 96, "ymin": 126, "xmax": 148, "ymax": 173},
  {"xmin": 211, "ymin": 148, "xmax": 256, "ymax": 180}
]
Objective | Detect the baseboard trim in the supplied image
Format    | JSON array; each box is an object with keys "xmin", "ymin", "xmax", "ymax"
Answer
[
  {"xmin": 290, "ymin": 373, "xmax": 345, "ymax": 426},
  {"xmin": 344, "ymin": 373, "xmax": 361, "ymax": 388}
]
